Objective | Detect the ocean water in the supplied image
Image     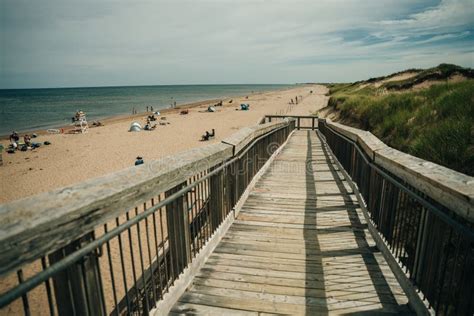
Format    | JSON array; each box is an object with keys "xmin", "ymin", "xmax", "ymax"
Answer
[{"xmin": 0, "ymin": 84, "xmax": 292, "ymax": 135}]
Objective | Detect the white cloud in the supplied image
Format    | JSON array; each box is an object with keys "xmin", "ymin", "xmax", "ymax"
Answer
[{"xmin": 1, "ymin": 0, "xmax": 473, "ymax": 88}]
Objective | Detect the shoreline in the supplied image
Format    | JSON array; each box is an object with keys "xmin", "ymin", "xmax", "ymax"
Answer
[
  {"xmin": 0, "ymin": 84, "xmax": 328, "ymax": 204},
  {"xmin": 0, "ymin": 98, "xmax": 224, "ymax": 140},
  {"xmin": 0, "ymin": 85, "xmax": 297, "ymax": 140}
]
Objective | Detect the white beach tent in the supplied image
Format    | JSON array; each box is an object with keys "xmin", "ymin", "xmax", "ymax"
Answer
[{"xmin": 129, "ymin": 122, "xmax": 142, "ymax": 132}]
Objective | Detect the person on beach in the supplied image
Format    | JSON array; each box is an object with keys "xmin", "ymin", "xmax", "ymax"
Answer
[
  {"xmin": 24, "ymin": 135, "xmax": 32, "ymax": 147},
  {"xmin": 151, "ymin": 106, "xmax": 154, "ymax": 112},
  {"xmin": 9, "ymin": 131, "xmax": 19, "ymax": 149},
  {"xmin": 146, "ymin": 106, "xmax": 149, "ymax": 112},
  {"xmin": 135, "ymin": 156, "xmax": 144, "ymax": 166}
]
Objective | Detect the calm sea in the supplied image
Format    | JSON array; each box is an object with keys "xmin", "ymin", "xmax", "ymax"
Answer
[{"xmin": 0, "ymin": 84, "xmax": 292, "ymax": 135}]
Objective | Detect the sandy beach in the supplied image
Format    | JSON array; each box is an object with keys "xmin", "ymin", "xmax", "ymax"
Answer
[{"xmin": 0, "ymin": 85, "xmax": 328, "ymax": 204}]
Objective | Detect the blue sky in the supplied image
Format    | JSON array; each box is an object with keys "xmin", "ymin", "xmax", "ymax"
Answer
[{"xmin": 1, "ymin": 0, "xmax": 473, "ymax": 88}]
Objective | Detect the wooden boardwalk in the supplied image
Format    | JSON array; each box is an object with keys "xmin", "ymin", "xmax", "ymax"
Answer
[{"xmin": 170, "ymin": 130, "xmax": 413, "ymax": 315}]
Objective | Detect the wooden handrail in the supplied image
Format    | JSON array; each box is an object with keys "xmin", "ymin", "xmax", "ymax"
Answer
[
  {"xmin": 0, "ymin": 120, "xmax": 293, "ymax": 276},
  {"xmin": 319, "ymin": 118, "xmax": 474, "ymax": 222},
  {"xmin": 265, "ymin": 115, "xmax": 318, "ymax": 119}
]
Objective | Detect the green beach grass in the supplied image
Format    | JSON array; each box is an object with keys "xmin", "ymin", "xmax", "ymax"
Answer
[{"xmin": 326, "ymin": 66, "xmax": 474, "ymax": 176}]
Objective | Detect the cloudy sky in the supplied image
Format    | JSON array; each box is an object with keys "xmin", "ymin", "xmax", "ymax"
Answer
[{"xmin": 1, "ymin": 0, "xmax": 473, "ymax": 89}]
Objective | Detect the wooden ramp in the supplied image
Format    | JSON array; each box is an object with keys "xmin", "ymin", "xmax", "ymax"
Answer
[{"xmin": 170, "ymin": 130, "xmax": 413, "ymax": 315}]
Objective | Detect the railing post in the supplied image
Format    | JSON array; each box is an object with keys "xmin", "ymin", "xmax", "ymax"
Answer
[
  {"xmin": 312, "ymin": 117, "xmax": 315, "ymax": 130},
  {"xmin": 209, "ymin": 169, "xmax": 224, "ymax": 232},
  {"xmin": 269, "ymin": 116, "xmax": 272, "ymax": 123},
  {"xmin": 297, "ymin": 117, "xmax": 300, "ymax": 130},
  {"xmin": 48, "ymin": 232, "xmax": 105, "ymax": 316},
  {"xmin": 165, "ymin": 182, "xmax": 191, "ymax": 276}
]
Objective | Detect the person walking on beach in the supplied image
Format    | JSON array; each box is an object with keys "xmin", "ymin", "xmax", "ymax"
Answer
[{"xmin": 146, "ymin": 106, "xmax": 149, "ymax": 112}]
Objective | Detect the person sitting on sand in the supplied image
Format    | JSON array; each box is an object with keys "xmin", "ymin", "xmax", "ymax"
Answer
[
  {"xmin": 144, "ymin": 123, "xmax": 156, "ymax": 131},
  {"xmin": 135, "ymin": 156, "xmax": 144, "ymax": 166},
  {"xmin": 9, "ymin": 131, "xmax": 19, "ymax": 149},
  {"xmin": 24, "ymin": 135, "xmax": 32, "ymax": 147},
  {"xmin": 201, "ymin": 129, "xmax": 215, "ymax": 141}
]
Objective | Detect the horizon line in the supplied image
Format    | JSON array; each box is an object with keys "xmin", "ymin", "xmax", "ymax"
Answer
[{"xmin": 0, "ymin": 82, "xmax": 311, "ymax": 91}]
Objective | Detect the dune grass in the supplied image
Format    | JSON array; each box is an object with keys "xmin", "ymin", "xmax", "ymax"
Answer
[{"xmin": 327, "ymin": 80, "xmax": 474, "ymax": 175}]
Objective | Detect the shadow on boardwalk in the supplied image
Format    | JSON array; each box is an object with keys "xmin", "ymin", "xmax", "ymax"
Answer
[{"xmin": 169, "ymin": 130, "xmax": 412, "ymax": 315}]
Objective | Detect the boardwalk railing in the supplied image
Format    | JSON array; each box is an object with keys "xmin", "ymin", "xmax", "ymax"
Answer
[
  {"xmin": 261, "ymin": 114, "xmax": 318, "ymax": 130},
  {"xmin": 0, "ymin": 119, "xmax": 295, "ymax": 315},
  {"xmin": 318, "ymin": 118, "xmax": 474, "ymax": 315},
  {"xmin": 262, "ymin": 115, "xmax": 318, "ymax": 130}
]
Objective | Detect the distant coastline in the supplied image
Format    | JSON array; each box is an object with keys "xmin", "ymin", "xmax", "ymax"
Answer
[
  {"xmin": 0, "ymin": 97, "xmax": 223, "ymax": 139},
  {"xmin": 0, "ymin": 84, "xmax": 295, "ymax": 137},
  {"xmin": 0, "ymin": 84, "xmax": 325, "ymax": 204}
]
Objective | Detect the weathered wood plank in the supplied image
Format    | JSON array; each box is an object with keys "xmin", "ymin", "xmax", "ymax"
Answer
[
  {"xmin": 375, "ymin": 146, "xmax": 474, "ymax": 220},
  {"xmin": 0, "ymin": 121, "xmax": 292, "ymax": 276},
  {"xmin": 221, "ymin": 121, "xmax": 288, "ymax": 154},
  {"xmin": 170, "ymin": 130, "xmax": 412, "ymax": 315},
  {"xmin": 320, "ymin": 118, "xmax": 474, "ymax": 221},
  {"xmin": 194, "ymin": 269, "xmax": 404, "ymax": 293},
  {"xmin": 170, "ymin": 303, "xmax": 260, "ymax": 315},
  {"xmin": 187, "ymin": 284, "xmax": 407, "ymax": 311},
  {"xmin": 176, "ymin": 291, "xmax": 410, "ymax": 315},
  {"xmin": 191, "ymin": 276, "xmax": 406, "ymax": 299}
]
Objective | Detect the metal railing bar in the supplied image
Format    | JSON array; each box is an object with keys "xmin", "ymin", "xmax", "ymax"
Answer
[
  {"xmin": 40, "ymin": 256, "xmax": 56, "ymax": 316},
  {"xmin": 144, "ymin": 210, "xmax": 158, "ymax": 308},
  {"xmin": 17, "ymin": 269, "xmax": 31, "ymax": 316},
  {"xmin": 103, "ymin": 224, "xmax": 119, "ymax": 316},
  {"xmin": 134, "ymin": 207, "xmax": 150, "ymax": 313},
  {"xmin": 322, "ymin": 123, "xmax": 474, "ymax": 241},
  {"xmin": 0, "ymin": 122, "xmax": 294, "ymax": 312},
  {"xmin": 150, "ymin": 199, "xmax": 164, "ymax": 298},
  {"xmin": 115, "ymin": 217, "xmax": 131, "ymax": 313}
]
